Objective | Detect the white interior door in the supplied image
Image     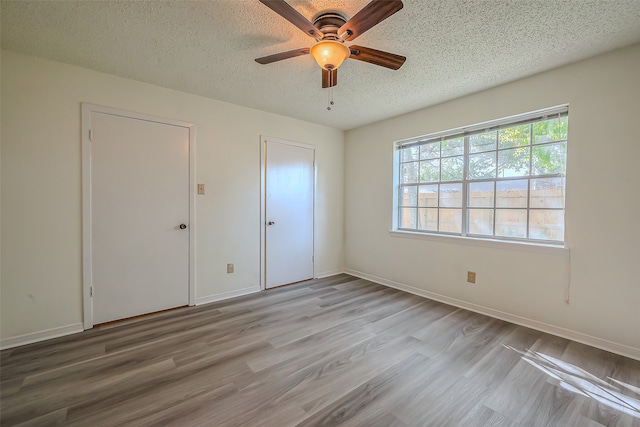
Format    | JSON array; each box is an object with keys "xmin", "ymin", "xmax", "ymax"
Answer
[
  {"xmin": 90, "ymin": 111, "xmax": 190, "ymax": 324},
  {"xmin": 265, "ymin": 140, "xmax": 314, "ymax": 289}
]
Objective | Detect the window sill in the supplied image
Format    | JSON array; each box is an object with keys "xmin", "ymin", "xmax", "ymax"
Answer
[{"xmin": 389, "ymin": 230, "xmax": 570, "ymax": 256}]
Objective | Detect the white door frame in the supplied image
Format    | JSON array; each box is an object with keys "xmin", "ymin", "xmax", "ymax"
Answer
[
  {"xmin": 260, "ymin": 136, "xmax": 317, "ymax": 290},
  {"xmin": 81, "ymin": 103, "xmax": 196, "ymax": 329}
]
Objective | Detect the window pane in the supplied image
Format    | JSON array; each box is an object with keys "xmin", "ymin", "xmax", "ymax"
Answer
[
  {"xmin": 441, "ymin": 156, "xmax": 464, "ymax": 181},
  {"xmin": 533, "ymin": 116, "xmax": 568, "ymax": 144},
  {"xmin": 468, "ymin": 181, "xmax": 494, "ymax": 208},
  {"xmin": 418, "ymin": 208, "xmax": 438, "ymax": 231},
  {"xmin": 530, "ymin": 178, "xmax": 565, "ymax": 208},
  {"xmin": 468, "ymin": 209, "xmax": 494, "ymax": 236},
  {"xmin": 399, "ymin": 208, "xmax": 416, "ymax": 229},
  {"xmin": 400, "ymin": 185, "xmax": 417, "ymax": 207},
  {"xmin": 469, "ymin": 131, "xmax": 496, "ymax": 153},
  {"xmin": 419, "ymin": 159, "xmax": 440, "ymax": 182},
  {"xmin": 420, "ymin": 142, "xmax": 440, "ymax": 159},
  {"xmin": 401, "ymin": 161, "xmax": 419, "ymax": 183},
  {"xmin": 468, "ymin": 152, "xmax": 496, "ymax": 179},
  {"xmin": 495, "ymin": 209, "xmax": 527, "ymax": 238},
  {"xmin": 442, "ymin": 137, "xmax": 464, "ymax": 157},
  {"xmin": 418, "ymin": 184, "xmax": 438, "ymax": 207},
  {"xmin": 499, "ymin": 124, "xmax": 530, "ymax": 149},
  {"xmin": 401, "ymin": 146, "xmax": 420, "ymax": 161},
  {"xmin": 498, "ymin": 147, "xmax": 530, "ymax": 177},
  {"xmin": 530, "ymin": 210, "xmax": 564, "ymax": 241},
  {"xmin": 439, "ymin": 208, "xmax": 462, "ymax": 233},
  {"xmin": 532, "ymin": 142, "xmax": 567, "ymax": 175},
  {"xmin": 496, "ymin": 179, "xmax": 528, "ymax": 208},
  {"xmin": 440, "ymin": 183, "xmax": 462, "ymax": 208}
]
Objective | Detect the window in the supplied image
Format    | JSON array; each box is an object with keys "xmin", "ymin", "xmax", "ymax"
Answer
[{"xmin": 395, "ymin": 106, "xmax": 568, "ymax": 244}]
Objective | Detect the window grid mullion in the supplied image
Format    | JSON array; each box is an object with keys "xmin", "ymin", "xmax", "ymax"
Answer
[
  {"xmin": 437, "ymin": 139, "xmax": 442, "ymax": 232},
  {"xmin": 468, "ymin": 173, "xmax": 564, "ymax": 184},
  {"xmin": 437, "ymin": 183, "xmax": 441, "ymax": 232},
  {"xmin": 526, "ymin": 124, "xmax": 533, "ymax": 239},
  {"xmin": 526, "ymin": 180, "xmax": 531, "ymax": 238},
  {"xmin": 492, "ymin": 180, "xmax": 497, "ymax": 237},
  {"xmin": 462, "ymin": 136, "xmax": 469, "ymax": 236},
  {"xmin": 399, "ymin": 152, "xmax": 405, "ymax": 229},
  {"xmin": 398, "ymin": 151, "xmax": 402, "ymax": 229}
]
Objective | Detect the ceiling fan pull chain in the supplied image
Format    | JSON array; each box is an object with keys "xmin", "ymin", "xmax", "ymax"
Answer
[{"xmin": 327, "ymin": 87, "xmax": 335, "ymax": 111}]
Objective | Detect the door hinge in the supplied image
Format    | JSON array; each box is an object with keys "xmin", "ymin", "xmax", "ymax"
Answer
[
  {"xmin": 89, "ymin": 129, "xmax": 93, "ymax": 142},
  {"xmin": 90, "ymin": 286, "xmax": 93, "ymax": 297}
]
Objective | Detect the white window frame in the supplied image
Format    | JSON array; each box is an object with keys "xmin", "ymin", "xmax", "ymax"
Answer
[{"xmin": 392, "ymin": 105, "xmax": 569, "ymax": 247}]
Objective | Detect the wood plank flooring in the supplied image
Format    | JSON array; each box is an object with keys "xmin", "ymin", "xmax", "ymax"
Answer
[{"xmin": 1, "ymin": 274, "xmax": 639, "ymax": 426}]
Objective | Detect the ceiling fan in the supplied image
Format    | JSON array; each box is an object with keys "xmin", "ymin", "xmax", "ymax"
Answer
[{"xmin": 255, "ymin": 0, "xmax": 406, "ymax": 88}]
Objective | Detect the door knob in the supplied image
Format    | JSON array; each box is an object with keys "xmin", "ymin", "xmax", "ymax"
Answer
[
  {"xmin": 267, "ymin": 221, "xmax": 275, "ymax": 225},
  {"xmin": 179, "ymin": 224, "xmax": 187, "ymax": 229}
]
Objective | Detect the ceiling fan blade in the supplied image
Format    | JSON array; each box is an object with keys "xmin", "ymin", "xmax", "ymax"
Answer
[
  {"xmin": 255, "ymin": 48, "xmax": 310, "ymax": 64},
  {"xmin": 322, "ymin": 68, "xmax": 338, "ymax": 88},
  {"xmin": 349, "ymin": 45, "xmax": 406, "ymax": 70},
  {"xmin": 259, "ymin": 0, "xmax": 323, "ymax": 39},
  {"xmin": 339, "ymin": 0, "xmax": 403, "ymax": 41}
]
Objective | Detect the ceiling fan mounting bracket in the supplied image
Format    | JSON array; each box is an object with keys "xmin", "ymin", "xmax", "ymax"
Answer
[{"xmin": 312, "ymin": 11, "xmax": 348, "ymax": 38}]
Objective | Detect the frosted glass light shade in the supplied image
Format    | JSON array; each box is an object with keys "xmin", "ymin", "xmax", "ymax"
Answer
[{"xmin": 310, "ymin": 40, "xmax": 350, "ymax": 70}]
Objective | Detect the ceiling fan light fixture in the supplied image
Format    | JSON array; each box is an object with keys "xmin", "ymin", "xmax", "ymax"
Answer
[{"xmin": 310, "ymin": 40, "xmax": 350, "ymax": 70}]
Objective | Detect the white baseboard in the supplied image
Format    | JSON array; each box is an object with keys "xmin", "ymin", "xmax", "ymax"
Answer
[
  {"xmin": 345, "ymin": 268, "xmax": 640, "ymax": 362},
  {"xmin": 316, "ymin": 269, "xmax": 345, "ymax": 279},
  {"xmin": 1, "ymin": 323, "xmax": 84, "ymax": 350},
  {"xmin": 195, "ymin": 286, "xmax": 261, "ymax": 306}
]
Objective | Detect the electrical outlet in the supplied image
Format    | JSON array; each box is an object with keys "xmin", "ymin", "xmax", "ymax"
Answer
[
  {"xmin": 467, "ymin": 271, "xmax": 476, "ymax": 284},
  {"xmin": 197, "ymin": 184, "xmax": 205, "ymax": 195},
  {"xmin": 227, "ymin": 263, "xmax": 234, "ymax": 274}
]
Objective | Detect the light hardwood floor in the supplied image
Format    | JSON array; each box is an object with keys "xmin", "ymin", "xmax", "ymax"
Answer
[{"xmin": 1, "ymin": 274, "xmax": 639, "ymax": 426}]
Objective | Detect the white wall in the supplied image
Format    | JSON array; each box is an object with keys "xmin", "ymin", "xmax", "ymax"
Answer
[
  {"xmin": 0, "ymin": 50, "xmax": 344, "ymax": 342},
  {"xmin": 4, "ymin": 44, "xmax": 639, "ymax": 357},
  {"xmin": 345, "ymin": 44, "xmax": 640, "ymax": 356}
]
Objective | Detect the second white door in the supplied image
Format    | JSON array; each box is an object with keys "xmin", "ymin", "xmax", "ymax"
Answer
[
  {"xmin": 265, "ymin": 139, "xmax": 315, "ymax": 289},
  {"xmin": 90, "ymin": 111, "xmax": 190, "ymax": 324}
]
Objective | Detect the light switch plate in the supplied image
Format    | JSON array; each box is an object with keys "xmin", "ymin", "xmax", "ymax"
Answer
[{"xmin": 197, "ymin": 184, "xmax": 205, "ymax": 195}]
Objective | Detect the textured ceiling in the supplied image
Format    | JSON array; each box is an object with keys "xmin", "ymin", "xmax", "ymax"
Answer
[{"xmin": 2, "ymin": 0, "xmax": 640, "ymax": 130}]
